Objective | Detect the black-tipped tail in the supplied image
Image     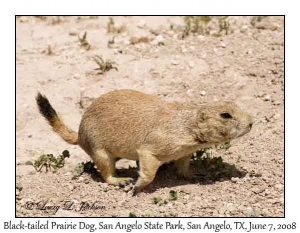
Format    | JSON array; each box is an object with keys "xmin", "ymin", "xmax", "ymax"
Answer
[
  {"xmin": 36, "ymin": 92, "xmax": 78, "ymax": 145},
  {"xmin": 36, "ymin": 92, "xmax": 58, "ymax": 122}
]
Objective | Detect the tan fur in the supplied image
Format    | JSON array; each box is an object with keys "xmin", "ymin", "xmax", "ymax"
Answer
[
  {"xmin": 49, "ymin": 115, "xmax": 78, "ymax": 145},
  {"xmin": 38, "ymin": 89, "xmax": 253, "ymax": 193}
]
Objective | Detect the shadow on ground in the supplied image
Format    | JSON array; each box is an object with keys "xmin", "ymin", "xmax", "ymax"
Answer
[{"xmin": 82, "ymin": 157, "xmax": 248, "ymax": 193}]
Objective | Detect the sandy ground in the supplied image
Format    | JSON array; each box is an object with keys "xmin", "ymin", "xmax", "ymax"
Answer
[{"xmin": 16, "ymin": 16, "xmax": 284, "ymax": 217}]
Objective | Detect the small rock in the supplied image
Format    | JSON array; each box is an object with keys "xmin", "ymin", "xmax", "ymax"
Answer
[
  {"xmin": 72, "ymin": 199, "xmax": 79, "ymax": 204},
  {"xmin": 19, "ymin": 16, "xmax": 29, "ymax": 23},
  {"xmin": 273, "ymin": 113, "xmax": 281, "ymax": 120},
  {"xmin": 184, "ymin": 195, "xmax": 190, "ymax": 199},
  {"xmin": 20, "ymin": 198, "xmax": 32, "ymax": 206},
  {"xmin": 151, "ymin": 35, "xmax": 165, "ymax": 46},
  {"xmin": 246, "ymin": 49, "xmax": 253, "ymax": 55},
  {"xmin": 263, "ymin": 95, "xmax": 272, "ymax": 101},
  {"xmin": 78, "ymin": 177, "xmax": 85, "ymax": 182},
  {"xmin": 261, "ymin": 208, "xmax": 270, "ymax": 216},
  {"xmin": 189, "ymin": 46, "xmax": 195, "ymax": 51},
  {"xmin": 252, "ymin": 187, "xmax": 265, "ymax": 194},
  {"xmin": 186, "ymin": 89, "xmax": 195, "ymax": 97},
  {"xmin": 245, "ymin": 207, "xmax": 253, "ymax": 214},
  {"xmin": 123, "ymin": 40, "xmax": 131, "ymax": 45},
  {"xmin": 123, "ymin": 185, "xmax": 132, "ymax": 192},
  {"xmin": 273, "ymin": 101, "xmax": 281, "ymax": 106},
  {"xmin": 274, "ymin": 183, "xmax": 283, "ymax": 191},
  {"xmin": 84, "ymin": 179, "xmax": 89, "ymax": 184},
  {"xmin": 171, "ymin": 60, "xmax": 179, "ymax": 65},
  {"xmin": 69, "ymin": 29, "xmax": 79, "ymax": 36},
  {"xmin": 68, "ymin": 184, "xmax": 75, "ymax": 191},
  {"xmin": 240, "ymin": 25, "xmax": 248, "ymax": 33},
  {"xmin": 226, "ymin": 203, "xmax": 235, "ymax": 212},
  {"xmin": 231, "ymin": 177, "xmax": 239, "ymax": 183},
  {"xmin": 188, "ymin": 61, "xmax": 194, "ymax": 68},
  {"xmin": 220, "ymin": 43, "xmax": 226, "ymax": 48},
  {"xmin": 197, "ymin": 35, "xmax": 205, "ymax": 40},
  {"xmin": 137, "ymin": 20, "xmax": 146, "ymax": 28},
  {"xmin": 73, "ymin": 73, "xmax": 80, "ymax": 79},
  {"xmin": 200, "ymin": 90, "xmax": 206, "ymax": 96},
  {"xmin": 255, "ymin": 22, "xmax": 278, "ymax": 31}
]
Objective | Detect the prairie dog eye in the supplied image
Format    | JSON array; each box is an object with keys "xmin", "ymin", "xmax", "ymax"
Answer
[{"xmin": 220, "ymin": 112, "xmax": 232, "ymax": 119}]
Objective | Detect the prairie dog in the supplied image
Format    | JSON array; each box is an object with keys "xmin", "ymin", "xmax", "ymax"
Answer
[{"xmin": 36, "ymin": 89, "xmax": 253, "ymax": 194}]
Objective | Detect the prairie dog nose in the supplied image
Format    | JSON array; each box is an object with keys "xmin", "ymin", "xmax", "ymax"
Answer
[{"xmin": 249, "ymin": 123, "xmax": 253, "ymax": 129}]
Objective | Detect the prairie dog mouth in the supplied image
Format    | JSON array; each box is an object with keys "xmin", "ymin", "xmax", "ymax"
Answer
[{"xmin": 237, "ymin": 127, "xmax": 251, "ymax": 138}]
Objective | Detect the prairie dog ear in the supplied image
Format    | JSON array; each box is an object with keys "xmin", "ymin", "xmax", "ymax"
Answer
[{"xmin": 197, "ymin": 110, "xmax": 207, "ymax": 122}]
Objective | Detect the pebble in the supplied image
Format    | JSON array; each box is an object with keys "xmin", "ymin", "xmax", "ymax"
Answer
[
  {"xmin": 263, "ymin": 95, "xmax": 272, "ymax": 101},
  {"xmin": 20, "ymin": 198, "xmax": 32, "ymax": 206},
  {"xmin": 69, "ymin": 29, "xmax": 79, "ymax": 36},
  {"xmin": 226, "ymin": 203, "xmax": 235, "ymax": 212},
  {"xmin": 261, "ymin": 208, "xmax": 270, "ymax": 216},
  {"xmin": 255, "ymin": 22, "xmax": 278, "ymax": 31},
  {"xmin": 253, "ymin": 187, "xmax": 265, "ymax": 194},
  {"xmin": 188, "ymin": 61, "xmax": 195, "ymax": 68},
  {"xmin": 200, "ymin": 90, "xmax": 206, "ymax": 96},
  {"xmin": 197, "ymin": 35, "xmax": 205, "ymax": 40},
  {"xmin": 151, "ymin": 35, "xmax": 165, "ymax": 46},
  {"xmin": 245, "ymin": 207, "xmax": 254, "ymax": 214},
  {"xmin": 246, "ymin": 49, "xmax": 253, "ymax": 55},
  {"xmin": 68, "ymin": 184, "xmax": 75, "ymax": 191},
  {"xmin": 240, "ymin": 25, "xmax": 248, "ymax": 33},
  {"xmin": 273, "ymin": 101, "xmax": 281, "ymax": 106},
  {"xmin": 137, "ymin": 20, "xmax": 146, "ymax": 28},
  {"xmin": 78, "ymin": 177, "xmax": 85, "ymax": 182},
  {"xmin": 123, "ymin": 185, "xmax": 132, "ymax": 192},
  {"xmin": 273, "ymin": 113, "xmax": 281, "ymax": 120},
  {"xmin": 274, "ymin": 183, "xmax": 283, "ymax": 191},
  {"xmin": 186, "ymin": 89, "xmax": 195, "ymax": 97},
  {"xmin": 184, "ymin": 195, "xmax": 190, "ymax": 199},
  {"xmin": 171, "ymin": 60, "xmax": 179, "ymax": 65},
  {"xmin": 231, "ymin": 177, "xmax": 239, "ymax": 183},
  {"xmin": 73, "ymin": 73, "xmax": 80, "ymax": 79}
]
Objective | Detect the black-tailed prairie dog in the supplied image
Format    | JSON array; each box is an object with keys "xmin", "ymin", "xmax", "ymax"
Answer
[{"xmin": 36, "ymin": 89, "xmax": 253, "ymax": 194}]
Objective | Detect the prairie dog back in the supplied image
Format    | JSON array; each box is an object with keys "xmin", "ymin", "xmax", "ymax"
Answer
[{"xmin": 78, "ymin": 90, "xmax": 170, "ymax": 159}]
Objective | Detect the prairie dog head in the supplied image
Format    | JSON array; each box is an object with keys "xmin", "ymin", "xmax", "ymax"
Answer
[{"xmin": 196, "ymin": 102, "xmax": 253, "ymax": 144}]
